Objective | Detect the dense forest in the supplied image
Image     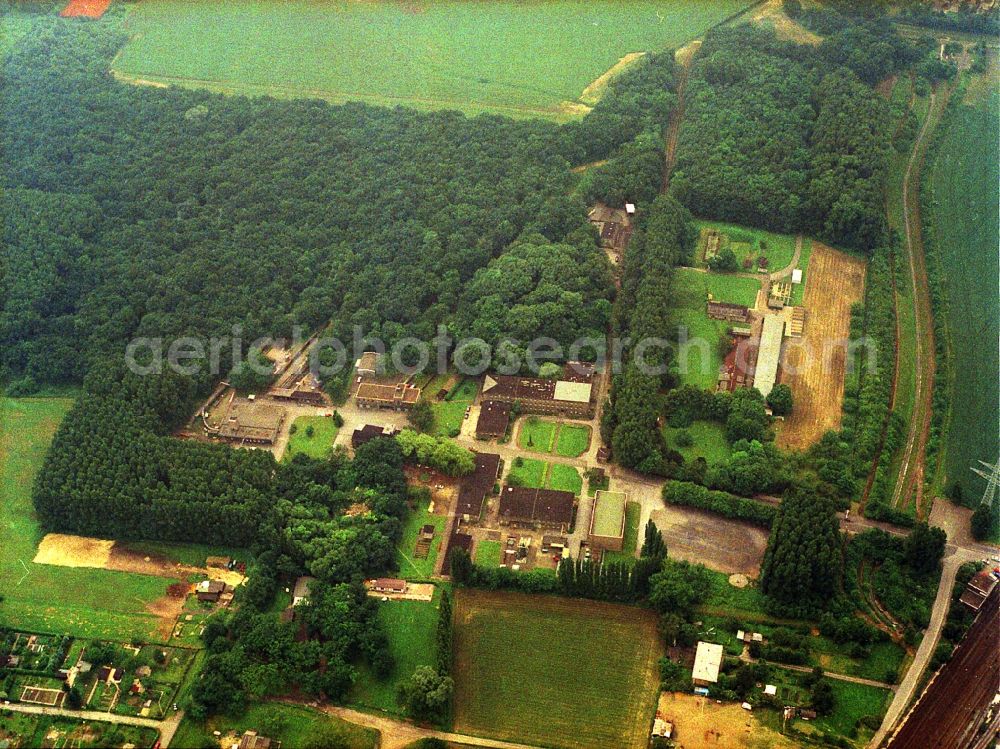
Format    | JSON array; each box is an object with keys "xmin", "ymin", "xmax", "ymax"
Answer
[{"xmin": 671, "ymin": 22, "xmax": 923, "ymax": 252}]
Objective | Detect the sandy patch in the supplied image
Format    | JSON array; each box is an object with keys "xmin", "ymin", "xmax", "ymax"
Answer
[
  {"xmin": 33, "ymin": 533, "xmax": 114, "ymax": 568},
  {"xmin": 751, "ymin": 0, "xmax": 821, "ymax": 45},
  {"xmin": 729, "ymin": 573, "xmax": 750, "ymax": 588},
  {"xmin": 675, "ymin": 40, "xmax": 703, "ymax": 68},
  {"xmin": 657, "ymin": 692, "xmax": 799, "ymax": 749},
  {"xmin": 580, "ymin": 52, "xmax": 646, "ymax": 105}
]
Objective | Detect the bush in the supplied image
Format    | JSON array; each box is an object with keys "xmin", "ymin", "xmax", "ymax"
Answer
[
  {"xmin": 674, "ymin": 429, "xmax": 693, "ymax": 448},
  {"xmin": 661, "ymin": 481, "xmax": 775, "ymax": 527}
]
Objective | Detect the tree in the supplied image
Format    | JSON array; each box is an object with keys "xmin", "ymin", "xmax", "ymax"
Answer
[
  {"xmin": 904, "ymin": 522, "xmax": 947, "ymax": 575},
  {"xmin": 648, "ymin": 560, "xmax": 712, "ymax": 616},
  {"xmin": 228, "ymin": 348, "xmax": 274, "ymax": 393},
  {"xmin": 640, "ymin": 520, "xmax": 667, "ymax": 560},
  {"xmin": 810, "ymin": 678, "xmax": 835, "ymax": 715},
  {"xmin": 766, "ymin": 384, "xmax": 794, "ymax": 416},
  {"xmin": 450, "ymin": 547, "xmax": 473, "ymax": 584},
  {"xmin": 760, "ymin": 484, "xmax": 841, "ymax": 612},
  {"xmin": 707, "ymin": 247, "xmax": 738, "ymax": 272},
  {"xmin": 408, "ymin": 399, "xmax": 436, "ymax": 433},
  {"xmin": 971, "ymin": 502, "xmax": 997, "ymax": 542},
  {"xmin": 398, "ymin": 666, "xmax": 454, "ymax": 723}
]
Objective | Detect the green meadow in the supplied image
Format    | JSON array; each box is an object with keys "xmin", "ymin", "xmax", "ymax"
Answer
[
  {"xmin": 0, "ymin": 398, "xmax": 176, "ymax": 641},
  {"xmin": 113, "ymin": 0, "xmax": 753, "ymax": 119}
]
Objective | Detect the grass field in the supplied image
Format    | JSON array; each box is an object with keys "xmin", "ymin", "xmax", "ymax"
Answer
[
  {"xmin": 670, "ymin": 268, "xmax": 760, "ymax": 388},
  {"xmin": 453, "ymin": 589, "xmax": 661, "ymax": 749},
  {"xmin": 284, "ymin": 415, "xmax": 339, "ymax": 460},
  {"xmin": 547, "ymin": 463, "xmax": 582, "ymax": 494},
  {"xmin": 474, "ymin": 540, "xmax": 502, "ymax": 568},
  {"xmin": 112, "ymin": 0, "xmax": 752, "ymax": 120},
  {"xmin": 507, "ymin": 456, "xmax": 546, "ymax": 488},
  {"xmin": 518, "ymin": 417, "xmax": 557, "ymax": 452},
  {"xmin": 695, "ymin": 219, "xmax": 799, "ymax": 273},
  {"xmin": 662, "ymin": 420, "xmax": 732, "ymax": 464},
  {"xmin": 433, "ymin": 377, "xmax": 478, "ymax": 437},
  {"xmin": 173, "ymin": 702, "xmax": 377, "ymax": 749},
  {"xmin": 0, "ymin": 398, "xmax": 182, "ymax": 642},
  {"xmin": 927, "ymin": 82, "xmax": 999, "ymax": 501},
  {"xmin": 812, "ymin": 679, "xmax": 892, "ymax": 738},
  {"xmin": 555, "ymin": 423, "xmax": 591, "ymax": 457},
  {"xmin": 396, "ymin": 500, "xmax": 447, "ymax": 579},
  {"xmin": 349, "ymin": 592, "xmax": 441, "ymax": 714}
]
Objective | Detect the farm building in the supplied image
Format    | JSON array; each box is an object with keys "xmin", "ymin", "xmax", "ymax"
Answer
[
  {"xmin": 588, "ymin": 204, "xmax": 633, "ymax": 256},
  {"xmin": 351, "ymin": 423, "xmax": 399, "ymax": 449},
  {"xmin": 292, "ymin": 576, "xmax": 315, "ymax": 606},
  {"xmin": 196, "ymin": 579, "xmax": 226, "ymax": 602},
  {"xmin": 476, "ymin": 400, "xmax": 511, "ymax": 439},
  {"xmin": 482, "ymin": 372, "xmax": 594, "ymax": 418},
  {"xmin": 752, "ymin": 315, "xmax": 784, "ymax": 398},
  {"xmin": 692, "ymin": 642, "xmax": 723, "ymax": 685},
  {"xmin": 456, "ymin": 452, "xmax": 502, "ymax": 522},
  {"xmin": 355, "ymin": 381, "xmax": 421, "ymax": 410},
  {"xmin": 269, "ymin": 372, "xmax": 325, "ymax": 405},
  {"xmin": 959, "ymin": 568, "xmax": 998, "ymax": 612},
  {"xmin": 768, "ymin": 280, "xmax": 792, "ymax": 308},
  {"xmin": 541, "ymin": 535, "xmax": 568, "ymax": 554},
  {"xmin": 562, "ymin": 360, "xmax": 596, "ymax": 383},
  {"xmin": 216, "ymin": 399, "xmax": 285, "ymax": 445},
  {"xmin": 498, "ymin": 486, "xmax": 575, "ymax": 532},
  {"xmin": 707, "ymin": 300, "xmax": 750, "ymax": 322},
  {"xmin": 588, "ymin": 490, "xmax": 627, "ymax": 553},
  {"xmin": 367, "ymin": 578, "xmax": 407, "ymax": 594},
  {"xmin": 444, "ymin": 531, "xmax": 473, "ymax": 567}
]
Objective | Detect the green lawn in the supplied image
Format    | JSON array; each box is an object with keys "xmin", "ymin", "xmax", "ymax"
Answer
[
  {"xmin": 518, "ymin": 417, "xmax": 557, "ymax": 453},
  {"xmin": 546, "ymin": 463, "xmax": 583, "ymax": 495},
  {"xmin": 555, "ymin": 424, "xmax": 591, "ymax": 458},
  {"xmin": 0, "ymin": 398, "xmax": 181, "ymax": 642},
  {"xmin": 349, "ymin": 593, "xmax": 441, "ymax": 714},
  {"xmin": 662, "ymin": 420, "xmax": 732, "ymax": 464},
  {"xmin": 453, "ymin": 590, "xmax": 662, "ymax": 749},
  {"xmin": 695, "ymin": 219, "xmax": 799, "ymax": 273},
  {"xmin": 670, "ymin": 268, "xmax": 760, "ymax": 388},
  {"xmin": 115, "ymin": 540, "xmax": 248, "ymax": 569},
  {"xmin": 508, "ymin": 457, "xmax": 547, "ymax": 488},
  {"xmin": 474, "ymin": 540, "xmax": 503, "ymax": 568},
  {"xmin": 113, "ymin": 0, "xmax": 752, "ymax": 120},
  {"xmin": 433, "ymin": 377, "xmax": 478, "ymax": 437},
  {"xmin": 603, "ymin": 501, "xmax": 641, "ymax": 564},
  {"xmin": 811, "ymin": 679, "xmax": 892, "ymax": 738},
  {"xmin": 396, "ymin": 501, "xmax": 447, "ymax": 579},
  {"xmin": 173, "ymin": 702, "xmax": 377, "ymax": 749},
  {"xmin": 284, "ymin": 415, "xmax": 339, "ymax": 460},
  {"xmin": 927, "ymin": 83, "xmax": 999, "ymax": 502}
]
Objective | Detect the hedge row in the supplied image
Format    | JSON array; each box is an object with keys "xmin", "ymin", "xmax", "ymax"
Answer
[{"xmin": 661, "ymin": 481, "xmax": 775, "ymax": 528}]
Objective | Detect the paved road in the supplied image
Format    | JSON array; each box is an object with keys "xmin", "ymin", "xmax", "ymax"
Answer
[
  {"xmin": 306, "ymin": 703, "xmax": 545, "ymax": 749},
  {"xmin": 868, "ymin": 548, "xmax": 974, "ymax": 748}
]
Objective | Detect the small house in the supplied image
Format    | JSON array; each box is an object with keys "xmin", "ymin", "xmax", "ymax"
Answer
[
  {"xmin": 196, "ymin": 579, "xmax": 226, "ymax": 602},
  {"xmin": 368, "ymin": 578, "xmax": 407, "ymax": 595},
  {"xmin": 292, "ymin": 576, "xmax": 315, "ymax": 607},
  {"xmin": 237, "ymin": 730, "xmax": 275, "ymax": 749},
  {"xmin": 692, "ymin": 641, "xmax": 724, "ymax": 685}
]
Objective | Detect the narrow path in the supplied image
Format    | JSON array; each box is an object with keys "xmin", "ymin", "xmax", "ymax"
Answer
[
  {"xmin": 662, "ymin": 42, "xmax": 699, "ymax": 192},
  {"xmin": 301, "ymin": 703, "xmax": 546, "ymax": 749},
  {"xmin": 740, "ymin": 654, "xmax": 897, "ymax": 690},
  {"xmin": 0, "ymin": 702, "xmax": 181, "ymax": 742},
  {"xmin": 890, "ymin": 87, "xmax": 946, "ymax": 516}
]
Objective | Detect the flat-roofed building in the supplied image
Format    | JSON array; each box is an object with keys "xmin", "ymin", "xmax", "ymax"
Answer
[
  {"xmin": 752, "ymin": 315, "xmax": 784, "ymax": 398},
  {"xmin": 588, "ymin": 490, "xmax": 627, "ymax": 552},
  {"xmin": 692, "ymin": 641, "xmax": 724, "ymax": 685},
  {"xmin": 356, "ymin": 381, "xmax": 421, "ymax": 410},
  {"xmin": 498, "ymin": 486, "xmax": 575, "ymax": 533}
]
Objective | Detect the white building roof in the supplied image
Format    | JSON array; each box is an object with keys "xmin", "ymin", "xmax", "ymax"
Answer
[
  {"xmin": 625, "ymin": 203, "xmax": 636, "ymax": 215},
  {"xmin": 764, "ymin": 684, "xmax": 777, "ymax": 696},
  {"xmin": 754, "ymin": 315, "xmax": 784, "ymax": 398},
  {"xmin": 791, "ymin": 268, "xmax": 803, "ymax": 284},
  {"xmin": 553, "ymin": 380, "xmax": 592, "ymax": 403},
  {"xmin": 692, "ymin": 641, "xmax": 724, "ymax": 683}
]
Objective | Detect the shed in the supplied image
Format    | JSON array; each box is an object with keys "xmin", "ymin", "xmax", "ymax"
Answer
[
  {"xmin": 764, "ymin": 684, "xmax": 777, "ymax": 696},
  {"xmin": 791, "ymin": 268, "xmax": 803, "ymax": 284},
  {"xmin": 292, "ymin": 576, "xmax": 315, "ymax": 606}
]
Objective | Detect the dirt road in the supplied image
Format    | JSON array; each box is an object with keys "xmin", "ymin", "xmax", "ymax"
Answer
[
  {"xmin": 662, "ymin": 42, "xmax": 699, "ymax": 192},
  {"xmin": 303, "ymin": 703, "xmax": 545, "ymax": 749},
  {"xmin": 890, "ymin": 87, "xmax": 948, "ymax": 516}
]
